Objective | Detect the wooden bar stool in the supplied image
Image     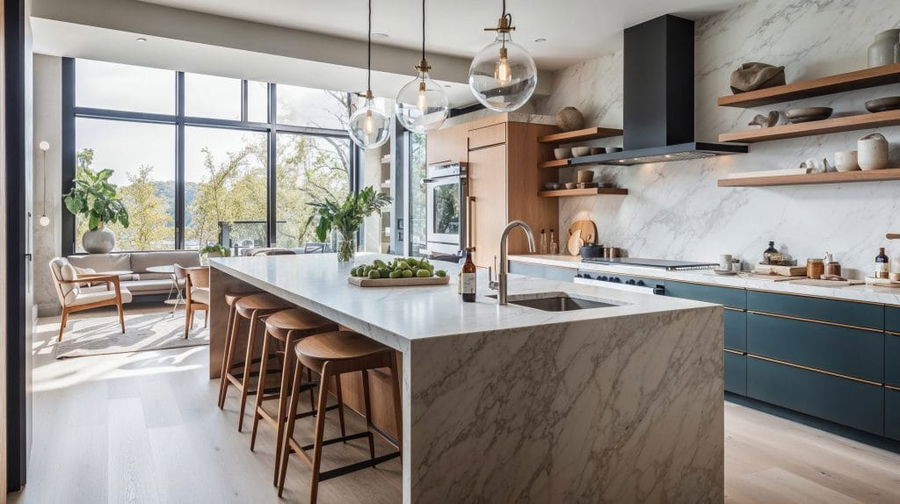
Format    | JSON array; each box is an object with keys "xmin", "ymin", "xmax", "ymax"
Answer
[
  {"xmin": 218, "ymin": 292, "xmax": 292, "ymax": 431},
  {"xmin": 217, "ymin": 291, "xmax": 259, "ymax": 409},
  {"xmin": 277, "ymin": 331, "xmax": 402, "ymax": 502},
  {"xmin": 249, "ymin": 308, "xmax": 342, "ymax": 483}
]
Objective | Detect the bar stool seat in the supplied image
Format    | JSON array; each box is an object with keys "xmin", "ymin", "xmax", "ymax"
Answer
[
  {"xmin": 249, "ymin": 308, "xmax": 342, "ymax": 483},
  {"xmin": 218, "ymin": 292, "xmax": 292, "ymax": 431},
  {"xmin": 278, "ymin": 331, "xmax": 402, "ymax": 503}
]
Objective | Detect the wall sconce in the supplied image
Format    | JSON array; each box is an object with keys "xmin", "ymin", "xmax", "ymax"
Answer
[{"xmin": 39, "ymin": 140, "xmax": 50, "ymax": 227}]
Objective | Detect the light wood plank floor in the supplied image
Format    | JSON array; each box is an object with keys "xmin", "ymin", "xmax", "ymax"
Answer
[{"xmin": 10, "ymin": 306, "xmax": 900, "ymax": 503}]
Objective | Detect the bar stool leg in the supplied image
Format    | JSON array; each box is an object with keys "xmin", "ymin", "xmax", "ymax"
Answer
[
  {"xmin": 238, "ymin": 310, "xmax": 262, "ymax": 432},
  {"xmin": 217, "ymin": 305, "xmax": 240, "ymax": 409},
  {"xmin": 309, "ymin": 362, "xmax": 332, "ymax": 504},
  {"xmin": 278, "ymin": 360, "xmax": 304, "ymax": 498},
  {"xmin": 307, "ymin": 368, "xmax": 315, "ymax": 410},
  {"xmin": 250, "ymin": 326, "xmax": 274, "ymax": 451},
  {"xmin": 334, "ymin": 375, "xmax": 347, "ymax": 438},
  {"xmin": 272, "ymin": 331, "xmax": 297, "ymax": 485},
  {"xmin": 361, "ymin": 369, "xmax": 376, "ymax": 460}
]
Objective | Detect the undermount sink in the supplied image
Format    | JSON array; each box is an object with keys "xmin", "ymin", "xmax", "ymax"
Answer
[{"xmin": 489, "ymin": 293, "xmax": 617, "ymax": 311}]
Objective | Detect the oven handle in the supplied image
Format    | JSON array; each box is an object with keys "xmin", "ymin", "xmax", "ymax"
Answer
[{"xmin": 466, "ymin": 196, "xmax": 475, "ymax": 250}]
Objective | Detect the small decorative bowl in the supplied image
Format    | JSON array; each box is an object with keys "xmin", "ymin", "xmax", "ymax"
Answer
[
  {"xmin": 554, "ymin": 147, "xmax": 572, "ymax": 160},
  {"xmin": 543, "ymin": 182, "xmax": 561, "ymax": 191},
  {"xmin": 564, "ymin": 182, "xmax": 578, "ymax": 189},
  {"xmin": 785, "ymin": 107, "xmax": 833, "ymax": 123},
  {"xmin": 865, "ymin": 96, "xmax": 900, "ymax": 113},
  {"xmin": 576, "ymin": 169, "xmax": 594, "ymax": 183},
  {"xmin": 571, "ymin": 146, "xmax": 591, "ymax": 157}
]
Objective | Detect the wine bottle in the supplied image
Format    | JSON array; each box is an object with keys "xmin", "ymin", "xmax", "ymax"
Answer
[
  {"xmin": 876, "ymin": 247, "xmax": 890, "ymax": 279},
  {"xmin": 763, "ymin": 241, "xmax": 778, "ymax": 265},
  {"xmin": 461, "ymin": 248, "xmax": 476, "ymax": 302}
]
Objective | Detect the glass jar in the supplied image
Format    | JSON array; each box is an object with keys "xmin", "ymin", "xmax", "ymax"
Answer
[{"xmin": 806, "ymin": 258, "xmax": 824, "ymax": 279}]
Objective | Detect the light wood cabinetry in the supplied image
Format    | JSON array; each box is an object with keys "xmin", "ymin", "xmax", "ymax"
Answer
[{"xmin": 426, "ymin": 114, "xmax": 559, "ymax": 268}]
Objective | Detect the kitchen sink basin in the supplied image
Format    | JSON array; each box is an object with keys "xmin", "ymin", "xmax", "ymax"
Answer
[{"xmin": 489, "ymin": 294, "xmax": 617, "ymax": 311}]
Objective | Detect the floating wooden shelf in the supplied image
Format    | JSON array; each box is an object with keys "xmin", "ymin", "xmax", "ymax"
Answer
[
  {"xmin": 538, "ymin": 126, "xmax": 623, "ymax": 144},
  {"xmin": 718, "ymin": 168, "xmax": 900, "ymax": 187},
  {"xmin": 718, "ymin": 109, "xmax": 900, "ymax": 143},
  {"xmin": 718, "ymin": 63, "xmax": 900, "ymax": 108},
  {"xmin": 539, "ymin": 187, "xmax": 628, "ymax": 197},
  {"xmin": 539, "ymin": 159, "xmax": 571, "ymax": 168}
]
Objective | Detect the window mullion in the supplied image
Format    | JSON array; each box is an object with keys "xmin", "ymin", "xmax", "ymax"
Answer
[{"xmin": 175, "ymin": 71, "xmax": 186, "ymax": 249}]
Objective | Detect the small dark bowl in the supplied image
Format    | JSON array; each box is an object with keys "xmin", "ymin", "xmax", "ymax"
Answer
[
  {"xmin": 785, "ymin": 107, "xmax": 833, "ymax": 123},
  {"xmin": 865, "ymin": 96, "xmax": 900, "ymax": 113},
  {"xmin": 579, "ymin": 244, "xmax": 603, "ymax": 259}
]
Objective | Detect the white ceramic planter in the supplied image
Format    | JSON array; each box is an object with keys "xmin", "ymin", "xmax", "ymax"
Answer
[
  {"xmin": 857, "ymin": 133, "xmax": 889, "ymax": 171},
  {"xmin": 82, "ymin": 225, "xmax": 116, "ymax": 254},
  {"xmin": 868, "ymin": 29, "xmax": 900, "ymax": 67}
]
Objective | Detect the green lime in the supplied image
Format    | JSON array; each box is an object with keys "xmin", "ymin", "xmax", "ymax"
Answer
[
  {"xmin": 435, "ymin": 270, "xmax": 447, "ymax": 277},
  {"xmin": 402, "ymin": 269, "xmax": 413, "ymax": 278},
  {"xmin": 416, "ymin": 269, "xmax": 432, "ymax": 278},
  {"xmin": 389, "ymin": 270, "xmax": 402, "ymax": 279},
  {"xmin": 397, "ymin": 261, "xmax": 409, "ymax": 270},
  {"xmin": 379, "ymin": 268, "xmax": 390, "ymax": 278},
  {"xmin": 368, "ymin": 270, "xmax": 380, "ymax": 279}
]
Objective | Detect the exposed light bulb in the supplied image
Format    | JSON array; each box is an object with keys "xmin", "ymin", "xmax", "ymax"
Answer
[
  {"xmin": 365, "ymin": 110, "xmax": 376, "ymax": 135},
  {"xmin": 494, "ymin": 46, "xmax": 512, "ymax": 85},
  {"xmin": 416, "ymin": 81, "xmax": 428, "ymax": 112},
  {"xmin": 39, "ymin": 215, "xmax": 50, "ymax": 227}
]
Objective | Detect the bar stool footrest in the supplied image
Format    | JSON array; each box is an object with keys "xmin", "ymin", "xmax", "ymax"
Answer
[{"xmin": 318, "ymin": 451, "xmax": 401, "ymax": 482}]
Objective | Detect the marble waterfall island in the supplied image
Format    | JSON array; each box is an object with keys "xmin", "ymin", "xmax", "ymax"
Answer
[{"xmin": 209, "ymin": 254, "xmax": 724, "ymax": 503}]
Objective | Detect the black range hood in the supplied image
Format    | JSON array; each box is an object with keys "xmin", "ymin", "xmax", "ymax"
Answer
[{"xmin": 572, "ymin": 15, "xmax": 747, "ymax": 167}]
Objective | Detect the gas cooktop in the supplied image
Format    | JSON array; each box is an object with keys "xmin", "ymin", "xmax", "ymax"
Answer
[{"xmin": 581, "ymin": 257, "xmax": 718, "ymax": 271}]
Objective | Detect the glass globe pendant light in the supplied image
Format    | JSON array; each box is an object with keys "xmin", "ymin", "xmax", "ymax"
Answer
[
  {"xmin": 347, "ymin": 0, "xmax": 390, "ymax": 149},
  {"xmin": 395, "ymin": 0, "xmax": 449, "ymax": 134},
  {"xmin": 468, "ymin": 0, "xmax": 537, "ymax": 112}
]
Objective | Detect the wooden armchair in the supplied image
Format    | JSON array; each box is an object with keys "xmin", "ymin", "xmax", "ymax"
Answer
[
  {"xmin": 49, "ymin": 257, "xmax": 133, "ymax": 341},
  {"xmin": 178, "ymin": 264, "xmax": 210, "ymax": 339}
]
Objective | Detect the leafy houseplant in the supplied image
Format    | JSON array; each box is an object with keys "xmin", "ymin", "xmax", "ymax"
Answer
[
  {"xmin": 200, "ymin": 243, "xmax": 231, "ymax": 265},
  {"xmin": 63, "ymin": 166, "xmax": 129, "ymax": 253},
  {"xmin": 308, "ymin": 186, "xmax": 392, "ymax": 262}
]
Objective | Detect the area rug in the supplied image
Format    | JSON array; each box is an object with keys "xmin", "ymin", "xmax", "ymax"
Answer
[{"xmin": 53, "ymin": 311, "xmax": 209, "ymax": 359}]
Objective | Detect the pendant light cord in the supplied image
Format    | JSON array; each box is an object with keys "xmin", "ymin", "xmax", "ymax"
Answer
[
  {"xmin": 421, "ymin": 0, "xmax": 426, "ymax": 61},
  {"xmin": 367, "ymin": 0, "xmax": 372, "ymax": 92}
]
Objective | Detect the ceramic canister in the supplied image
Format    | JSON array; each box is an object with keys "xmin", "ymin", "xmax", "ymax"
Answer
[
  {"xmin": 868, "ymin": 29, "xmax": 900, "ymax": 67},
  {"xmin": 857, "ymin": 133, "xmax": 889, "ymax": 170},
  {"xmin": 834, "ymin": 150, "xmax": 859, "ymax": 172}
]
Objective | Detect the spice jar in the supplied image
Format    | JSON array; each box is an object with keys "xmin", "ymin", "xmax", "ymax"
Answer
[{"xmin": 806, "ymin": 258, "xmax": 824, "ymax": 279}]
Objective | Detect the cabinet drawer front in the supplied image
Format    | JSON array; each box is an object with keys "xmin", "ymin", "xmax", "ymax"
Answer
[
  {"xmin": 887, "ymin": 333, "xmax": 900, "ymax": 387},
  {"xmin": 886, "ymin": 388, "xmax": 900, "ymax": 441},
  {"xmin": 724, "ymin": 309, "xmax": 747, "ymax": 351},
  {"xmin": 887, "ymin": 306, "xmax": 900, "ymax": 333},
  {"xmin": 747, "ymin": 313, "xmax": 883, "ymax": 382},
  {"xmin": 468, "ymin": 123, "xmax": 506, "ymax": 149},
  {"xmin": 666, "ymin": 281, "xmax": 746, "ymax": 309},
  {"xmin": 748, "ymin": 291, "xmax": 883, "ymax": 330},
  {"xmin": 747, "ymin": 357, "xmax": 884, "ymax": 435},
  {"xmin": 509, "ymin": 262, "xmax": 574, "ymax": 283},
  {"xmin": 724, "ymin": 352, "xmax": 747, "ymax": 396}
]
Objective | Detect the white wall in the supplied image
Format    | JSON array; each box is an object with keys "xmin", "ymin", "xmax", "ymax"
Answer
[
  {"xmin": 537, "ymin": 0, "xmax": 900, "ymax": 278},
  {"xmin": 32, "ymin": 54, "xmax": 61, "ymax": 316}
]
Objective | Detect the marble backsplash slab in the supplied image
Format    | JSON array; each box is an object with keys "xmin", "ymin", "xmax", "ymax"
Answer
[{"xmin": 535, "ymin": 0, "xmax": 900, "ymax": 278}]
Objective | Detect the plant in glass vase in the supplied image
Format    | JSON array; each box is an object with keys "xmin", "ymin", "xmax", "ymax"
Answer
[
  {"xmin": 63, "ymin": 166, "xmax": 129, "ymax": 254},
  {"xmin": 307, "ymin": 186, "xmax": 391, "ymax": 262}
]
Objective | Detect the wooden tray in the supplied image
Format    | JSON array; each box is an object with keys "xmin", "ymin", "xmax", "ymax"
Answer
[
  {"xmin": 864, "ymin": 276, "xmax": 900, "ymax": 288},
  {"xmin": 791, "ymin": 278, "xmax": 865, "ymax": 287},
  {"xmin": 753, "ymin": 264, "xmax": 806, "ymax": 277},
  {"xmin": 347, "ymin": 276, "xmax": 451, "ymax": 287}
]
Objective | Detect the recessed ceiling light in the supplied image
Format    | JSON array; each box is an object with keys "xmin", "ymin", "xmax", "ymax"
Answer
[
  {"xmin": 533, "ymin": 37, "xmax": 547, "ymax": 43},
  {"xmin": 136, "ymin": 37, "xmax": 147, "ymax": 43},
  {"xmin": 372, "ymin": 32, "xmax": 389, "ymax": 39}
]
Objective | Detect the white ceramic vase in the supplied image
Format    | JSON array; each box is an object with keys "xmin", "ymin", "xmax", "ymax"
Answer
[
  {"xmin": 82, "ymin": 224, "xmax": 116, "ymax": 254},
  {"xmin": 868, "ymin": 29, "xmax": 900, "ymax": 67},
  {"xmin": 834, "ymin": 150, "xmax": 859, "ymax": 172},
  {"xmin": 857, "ymin": 133, "xmax": 889, "ymax": 171}
]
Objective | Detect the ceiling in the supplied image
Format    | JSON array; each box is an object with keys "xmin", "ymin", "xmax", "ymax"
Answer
[{"xmin": 138, "ymin": 0, "xmax": 743, "ymax": 70}]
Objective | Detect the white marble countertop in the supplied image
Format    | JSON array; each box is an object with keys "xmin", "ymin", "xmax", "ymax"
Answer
[
  {"xmin": 209, "ymin": 253, "xmax": 714, "ymax": 345},
  {"xmin": 510, "ymin": 254, "xmax": 900, "ymax": 306}
]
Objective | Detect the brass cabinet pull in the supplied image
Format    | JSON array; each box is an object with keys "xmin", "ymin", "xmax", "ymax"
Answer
[{"xmin": 466, "ymin": 196, "xmax": 475, "ymax": 250}]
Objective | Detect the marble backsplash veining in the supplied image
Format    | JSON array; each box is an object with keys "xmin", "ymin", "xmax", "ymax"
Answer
[{"xmin": 535, "ymin": 0, "xmax": 900, "ymax": 278}]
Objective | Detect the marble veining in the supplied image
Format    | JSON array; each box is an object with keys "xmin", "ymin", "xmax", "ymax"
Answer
[{"xmin": 535, "ymin": 0, "xmax": 900, "ymax": 278}]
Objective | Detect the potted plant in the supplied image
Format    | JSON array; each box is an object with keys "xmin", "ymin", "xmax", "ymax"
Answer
[
  {"xmin": 63, "ymin": 166, "xmax": 129, "ymax": 254},
  {"xmin": 200, "ymin": 243, "xmax": 231, "ymax": 265},
  {"xmin": 308, "ymin": 186, "xmax": 391, "ymax": 262}
]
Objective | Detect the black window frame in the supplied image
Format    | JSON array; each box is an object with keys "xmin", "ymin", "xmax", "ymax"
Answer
[{"xmin": 61, "ymin": 57, "xmax": 359, "ymax": 255}]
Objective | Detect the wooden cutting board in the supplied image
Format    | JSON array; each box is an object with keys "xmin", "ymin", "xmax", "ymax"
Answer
[
  {"xmin": 568, "ymin": 220, "xmax": 597, "ymax": 245},
  {"xmin": 347, "ymin": 276, "xmax": 451, "ymax": 287},
  {"xmin": 791, "ymin": 278, "xmax": 865, "ymax": 287},
  {"xmin": 753, "ymin": 264, "xmax": 807, "ymax": 277},
  {"xmin": 566, "ymin": 229, "xmax": 584, "ymax": 256}
]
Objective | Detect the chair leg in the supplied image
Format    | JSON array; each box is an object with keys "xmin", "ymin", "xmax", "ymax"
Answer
[
  {"xmin": 117, "ymin": 301, "xmax": 126, "ymax": 334},
  {"xmin": 335, "ymin": 374, "xmax": 347, "ymax": 438},
  {"xmin": 218, "ymin": 306, "xmax": 241, "ymax": 409},
  {"xmin": 203, "ymin": 310, "xmax": 209, "ymax": 328},
  {"xmin": 273, "ymin": 332, "xmax": 296, "ymax": 486},
  {"xmin": 361, "ymin": 369, "xmax": 376, "ymax": 460},
  {"xmin": 250, "ymin": 329, "xmax": 273, "ymax": 451},
  {"xmin": 278, "ymin": 360, "xmax": 304, "ymax": 497},
  {"xmin": 308, "ymin": 363, "xmax": 332, "ymax": 504},
  {"xmin": 184, "ymin": 305, "xmax": 192, "ymax": 339},
  {"xmin": 238, "ymin": 311, "xmax": 261, "ymax": 432},
  {"xmin": 58, "ymin": 310, "xmax": 69, "ymax": 342}
]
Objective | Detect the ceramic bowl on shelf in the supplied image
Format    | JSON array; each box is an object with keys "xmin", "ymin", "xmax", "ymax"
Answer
[
  {"xmin": 571, "ymin": 146, "xmax": 591, "ymax": 157},
  {"xmin": 590, "ymin": 147, "xmax": 606, "ymax": 155},
  {"xmin": 785, "ymin": 107, "xmax": 833, "ymax": 123},
  {"xmin": 834, "ymin": 150, "xmax": 859, "ymax": 172},
  {"xmin": 564, "ymin": 182, "xmax": 578, "ymax": 189},
  {"xmin": 576, "ymin": 169, "xmax": 594, "ymax": 183},
  {"xmin": 865, "ymin": 96, "xmax": 900, "ymax": 113},
  {"xmin": 554, "ymin": 147, "xmax": 572, "ymax": 160},
  {"xmin": 543, "ymin": 182, "xmax": 561, "ymax": 191}
]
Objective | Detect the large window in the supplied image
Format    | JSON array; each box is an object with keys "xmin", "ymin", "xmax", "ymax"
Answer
[{"xmin": 66, "ymin": 58, "xmax": 357, "ymax": 254}]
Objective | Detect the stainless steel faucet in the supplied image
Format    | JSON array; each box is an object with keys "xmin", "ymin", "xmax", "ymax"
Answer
[{"xmin": 490, "ymin": 220, "xmax": 536, "ymax": 305}]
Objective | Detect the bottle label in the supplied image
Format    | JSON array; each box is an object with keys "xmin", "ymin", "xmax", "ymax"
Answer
[
  {"xmin": 877, "ymin": 263, "xmax": 889, "ymax": 274},
  {"xmin": 461, "ymin": 272, "xmax": 476, "ymax": 295}
]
